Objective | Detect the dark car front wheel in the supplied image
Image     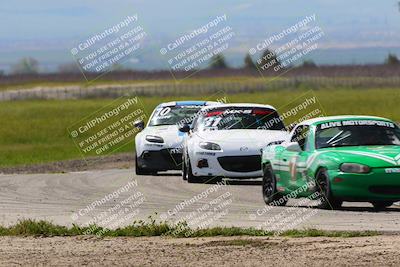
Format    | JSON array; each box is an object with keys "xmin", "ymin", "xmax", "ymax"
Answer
[
  {"xmin": 135, "ymin": 154, "xmax": 156, "ymax": 175},
  {"xmin": 371, "ymin": 201, "xmax": 393, "ymax": 211},
  {"xmin": 262, "ymin": 164, "xmax": 287, "ymax": 206},
  {"xmin": 316, "ymin": 168, "xmax": 342, "ymax": 209},
  {"xmin": 186, "ymin": 159, "xmax": 202, "ymax": 183}
]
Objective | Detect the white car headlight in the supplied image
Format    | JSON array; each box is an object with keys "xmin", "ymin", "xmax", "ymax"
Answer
[
  {"xmin": 146, "ymin": 135, "xmax": 164, "ymax": 143},
  {"xmin": 340, "ymin": 163, "xmax": 370, "ymax": 173},
  {"xmin": 199, "ymin": 142, "xmax": 221, "ymax": 151}
]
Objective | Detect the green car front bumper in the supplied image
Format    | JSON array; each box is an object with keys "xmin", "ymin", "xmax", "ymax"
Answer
[{"xmin": 328, "ymin": 168, "xmax": 400, "ymax": 202}]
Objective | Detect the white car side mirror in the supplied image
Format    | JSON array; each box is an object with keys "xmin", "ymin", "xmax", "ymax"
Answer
[
  {"xmin": 134, "ymin": 120, "xmax": 145, "ymax": 131},
  {"xmin": 285, "ymin": 142, "xmax": 302, "ymax": 152},
  {"xmin": 179, "ymin": 123, "xmax": 191, "ymax": 133}
]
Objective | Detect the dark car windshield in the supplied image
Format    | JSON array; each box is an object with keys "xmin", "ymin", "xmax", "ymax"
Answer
[
  {"xmin": 195, "ymin": 107, "xmax": 285, "ymax": 131},
  {"xmin": 316, "ymin": 120, "xmax": 400, "ymax": 148},
  {"xmin": 149, "ymin": 105, "xmax": 202, "ymax": 126}
]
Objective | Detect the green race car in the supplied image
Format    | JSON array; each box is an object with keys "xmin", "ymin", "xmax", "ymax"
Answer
[{"xmin": 261, "ymin": 115, "xmax": 400, "ymax": 210}]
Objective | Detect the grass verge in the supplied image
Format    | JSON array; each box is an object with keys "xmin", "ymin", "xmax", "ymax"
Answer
[
  {"xmin": 0, "ymin": 219, "xmax": 379, "ymax": 238},
  {"xmin": 1, "ymin": 87, "xmax": 399, "ymax": 167}
]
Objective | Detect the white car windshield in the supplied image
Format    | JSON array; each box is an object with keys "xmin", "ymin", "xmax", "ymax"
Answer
[
  {"xmin": 194, "ymin": 107, "xmax": 285, "ymax": 131},
  {"xmin": 149, "ymin": 105, "xmax": 202, "ymax": 126}
]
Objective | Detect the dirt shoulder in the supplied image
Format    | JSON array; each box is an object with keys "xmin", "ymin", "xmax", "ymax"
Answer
[
  {"xmin": 0, "ymin": 235, "xmax": 399, "ymax": 266},
  {"xmin": 0, "ymin": 153, "xmax": 133, "ymax": 174}
]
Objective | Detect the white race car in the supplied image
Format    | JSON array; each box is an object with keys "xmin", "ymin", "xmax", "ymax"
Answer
[
  {"xmin": 180, "ymin": 103, "xmax": 289, "ymax": 183},
  {"xmin": 135, "ymin": 101, "xmax": 219, "ymax": 175}
]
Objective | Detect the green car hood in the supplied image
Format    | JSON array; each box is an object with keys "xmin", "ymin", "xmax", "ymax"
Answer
[{"xmin": 317, "ymin": 145, "xmax": 400, "ymax": 168}]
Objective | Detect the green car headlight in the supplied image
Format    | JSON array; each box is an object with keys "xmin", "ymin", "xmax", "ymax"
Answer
[
  {"xmin": 199, "ymin": 142, "xmax": 221, "ymax": 151},
  {"xmin": 340, "ymin": 163, "xmax": 370, "ymax": 173},
  {"xmin": 146, "ymin": 135, "xmax": 164, "ymax": 143}
]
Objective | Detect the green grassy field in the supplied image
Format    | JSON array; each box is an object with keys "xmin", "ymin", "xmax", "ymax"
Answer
[
  {"xmin": 0, "ymin": 76, "xmax": 273, "ymax": 91},
  {"xmin": 0, "ymin": 88, "xmax": 399, "ymax": 167}
]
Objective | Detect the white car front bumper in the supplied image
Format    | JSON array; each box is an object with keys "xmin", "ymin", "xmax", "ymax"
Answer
[{"xmin": 189, "ymin": 150, "xmax": 262, "ymax": 178}]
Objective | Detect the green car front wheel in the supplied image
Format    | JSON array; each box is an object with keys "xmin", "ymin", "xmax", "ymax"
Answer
[
  {"xmin": 316, "ymin": 168, "xmax": 343, "ymax": 210},
  {"xmin": 262, "ymin": 164, "xmax": 288, "ymax": 206}
]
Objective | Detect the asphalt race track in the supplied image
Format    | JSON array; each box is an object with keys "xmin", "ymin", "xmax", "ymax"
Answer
[{"xmin": 0, "ymin": 168, "xmax": 399, "ymax": 232}]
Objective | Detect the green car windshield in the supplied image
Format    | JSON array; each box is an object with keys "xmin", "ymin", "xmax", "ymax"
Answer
[
  {"xmin": 316, "ymin": 120, "xmax": 400, "ymax": 148},
  {"xmin": 149, "ymin": 106, "xmax": 201, "ymax": 126}
]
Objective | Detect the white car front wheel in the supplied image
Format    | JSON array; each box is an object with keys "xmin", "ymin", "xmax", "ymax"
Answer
[
  {"xmin": 186, "ymin": 159, "xmax": 202, "ymax": 183},
  {"xmin": 182, "ymin": 156, "xmax": 187, "ymax": 180}
]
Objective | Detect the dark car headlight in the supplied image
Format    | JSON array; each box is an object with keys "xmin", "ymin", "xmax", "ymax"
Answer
[
  {"xmin": 340, "ymin": 163, "xmax": 370, "ymax": 173},
  {"xmin": 199, "ymin": 142, "xmax": 221, "ymax": 151},
  {"xmin": 146, "ymin": 135, "xmax": 164, "ymax": 143}
]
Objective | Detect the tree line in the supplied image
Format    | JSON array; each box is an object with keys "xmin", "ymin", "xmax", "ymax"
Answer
[{"xmin": 4, "ymin": 50, "xmax": 400, "ymax": 75}]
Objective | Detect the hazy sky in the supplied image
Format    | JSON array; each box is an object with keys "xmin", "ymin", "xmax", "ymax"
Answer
[
  {"xmin": 1, "ymin": 0, "xmax": 400, "ymax": 70},
  {"xmin": 2, "ymin": 0, "xmax": 399, "ymax": 41}
]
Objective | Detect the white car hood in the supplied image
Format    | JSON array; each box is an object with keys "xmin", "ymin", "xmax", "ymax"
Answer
[
  {"xmin": 142, "ymin": 125, "xmax": 184, "ymax": 147},
  {"xmin": 193, "ymin": 129, "xmax": 289, "ymax": 152}
]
